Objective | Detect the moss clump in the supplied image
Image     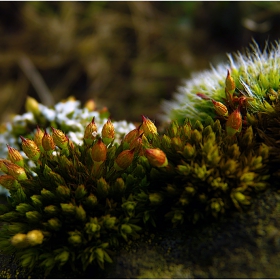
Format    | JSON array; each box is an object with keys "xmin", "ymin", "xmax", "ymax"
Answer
[
  {"xmin": 145, "ymin": 118, "xmax": 270, "ymax": 225},
  {"xmin": 0, "ymin": 96, "xmax": 135, "ymax": 196},
  {"xmin": 161, "ymin": 41, "xmax": 280, "ymax": 126},
  {"xmin": 0, "ymin": 127, "xmax": 143, "ymax": 275},
  {"xmin": 0, "ymin": 104, "xmax": 273, "ymax": 277},
  {"xmin": 1, "ymin": 42, "xmax": 280, "ymax": 277}
]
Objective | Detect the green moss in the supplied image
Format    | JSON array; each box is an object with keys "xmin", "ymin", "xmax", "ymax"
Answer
[
  {"xmin": 0, "ymin": 108, "xmax": 274, "ymax": 276},
  {"xmin": 103, "ymin": 188, "xmax": 280, "ymax": 278},
  {"xmin": 2, "ymin": 42, "xmax": 280, "ymax": 277},
  {"xmin": 162, "ymin": 41, "xmax": 280, "ymax": 125}
]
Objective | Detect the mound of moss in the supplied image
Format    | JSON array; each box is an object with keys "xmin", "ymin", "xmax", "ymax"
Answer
[{"xmin": 1, "ymin": 41, "xmax": 280, "ymax": 278}]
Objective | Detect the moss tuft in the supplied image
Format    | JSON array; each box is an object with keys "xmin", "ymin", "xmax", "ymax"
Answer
[{"xmin": 1, "ymin": 41, "xmax": 280, "ymax": 277}]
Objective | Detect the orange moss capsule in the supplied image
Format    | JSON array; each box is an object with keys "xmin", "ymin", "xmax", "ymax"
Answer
[
  {"xmin": 20, "ymin": 136, "xmax": 41, "ymax": 161},
  {"xmin": 226, "ymin": 108, "xmax": 242, "ymax": 136},
  {"xmin": 123, "ymin": 124, "xmax": 143, "ymax": 144},
  {"xmin": 129, "ymin": 133, "xmax": 144, "ymax": 154},
  {"xmin": 211, "ymin": 100, "xmax": 228, "ymax": 117},
  {"xmin": 102, "ymin": 119, "xmax": 115, "ymax": 145},
  {"xmin": 51, "ymin": 127, "xmax": 68, "ymax": 149},
  {"xmin": 1, "ymin": 160, "xmax": 28, "ymax": 181},
  {"xmin": 141, "ymin": 115, "xmax": 158, "ymax": 138},
  {"xmin": 7, "ymin": 145, "xmax": 24, "ymax": 167},
  {"xmin": 145, "ymin": 148, "xmax": 168, "ymax": 168},
  {"xmin": 84, "ymin": 117, "xmax": 98, "ymax": 144},
  {"xmin": 34, "ymin": 126, "xmax": 44, "ymax": 152},
  {"xmin": 91, "ymin": 139, "xmax": 107, "ymax": 162},
  {"xmin": 0, "ymin": 174, "xmax": 21, "ymax": 191},
  {"xmin": 42, "ymin": 130, "xmax": 55, "ymax": 151},
  {"xmin": 114, "ymin": 149, "xmax": 135, "ymax": 170}
]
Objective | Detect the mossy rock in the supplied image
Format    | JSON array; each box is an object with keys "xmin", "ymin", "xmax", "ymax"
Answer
[
  {"xmin": 105, "ymin": 187, "xmax": 280, "ymax": 279},
  {"xmin": 1, "ymin": 187, "xmax": 280, "ymax": 278}
]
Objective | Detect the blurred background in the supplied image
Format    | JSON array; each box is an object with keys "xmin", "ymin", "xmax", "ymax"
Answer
[{"xmin": 0, "ymin": 1, "xmax": 280, "ymax": 125}]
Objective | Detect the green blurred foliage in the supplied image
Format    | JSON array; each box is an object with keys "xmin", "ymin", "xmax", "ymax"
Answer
[{"xmin": 0, "ymin": 2, "xmax": 280, "ymax": 123}]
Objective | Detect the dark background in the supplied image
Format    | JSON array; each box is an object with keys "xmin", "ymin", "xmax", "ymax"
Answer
[{"xmin": 0, "ymin": 1, "xmax": 280, "ymax": 124}]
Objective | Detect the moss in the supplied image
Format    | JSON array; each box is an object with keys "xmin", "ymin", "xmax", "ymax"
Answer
[
  {"xmin": 0, "ymin": 105, "xmax": 275, "ymax": 276},
  {"xmin": 161, "ymin": 41, "xmax": 280, "ymax": 125},
  {"xmin": 0, "ymin": 112, "xmax": 275, "ymax": 277},
  {"xmin": 1, "ymin": 41, "xmax": 280, "ymax": 277},
  {"xmin": 103, "ymin": 188, "xmax": 280, "ymax": 278}
]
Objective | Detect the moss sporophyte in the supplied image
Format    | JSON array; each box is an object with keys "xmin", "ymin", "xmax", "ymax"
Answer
[{"xmin": 0, "ymin": 41, "xmax": 279, "ymax": 276}]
